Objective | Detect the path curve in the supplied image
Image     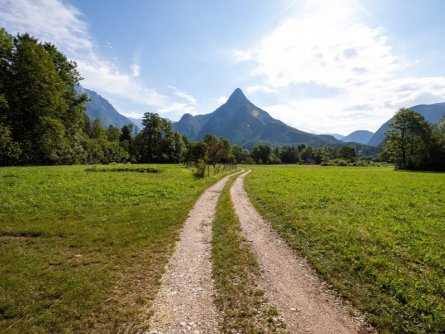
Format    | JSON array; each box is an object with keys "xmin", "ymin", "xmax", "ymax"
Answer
[
  {"xmin": 230, "ymin": 170, "xmax": 369, "ymax": 334},
  {"xmin": 149, "ymin": 171, "xmax": 240, "ymax": 334}
]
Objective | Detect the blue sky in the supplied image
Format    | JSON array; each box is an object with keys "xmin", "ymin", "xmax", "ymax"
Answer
[{"xmin": 1, "ymin": 0, "xmax": 444, "ymax": 135}]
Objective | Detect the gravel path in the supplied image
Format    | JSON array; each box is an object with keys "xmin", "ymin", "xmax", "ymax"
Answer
[
  {"xmin": 149, "ymin": 172, "xmax": 239, "ymax": 334},
  {"xmin": 230, "ymin": 170, "xmax": 369, "ymax": 334}
]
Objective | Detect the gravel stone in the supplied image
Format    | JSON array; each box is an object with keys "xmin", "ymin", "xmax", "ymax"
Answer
[{"xmin": 149, "ymin": 173, "xmax": 238, "ymax": 333}]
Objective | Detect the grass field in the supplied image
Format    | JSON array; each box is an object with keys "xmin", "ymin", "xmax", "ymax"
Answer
[
  {"xmin": 245, "ymin": 165, "xmax": 445, "ymax": 333},
  {"xmin": 0, "ymin": 164, "xmax": 236, "ymax": 333}
]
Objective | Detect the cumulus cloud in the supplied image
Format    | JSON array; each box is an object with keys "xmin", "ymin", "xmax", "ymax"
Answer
[
  {"xmin": 249, "ymin": 5, "xmax": 398, "ymax": 90},
  {"xmin": 0, "ymin": 0, "xmax": 92, "ymax": 55},
  {"xmin": 235, "ymin": 0, "xmax": 445, "ymax": 133},
  {"xmin": 217, "ymin": 96, "xmax": 228, "ymax": 105},
  {"xmin": 264, "ymin": 76, "xmax": 445, "ymax": 134},
  {"xmin": 0, "ymin": 0, "xmax": 192, "ymax": 120}
]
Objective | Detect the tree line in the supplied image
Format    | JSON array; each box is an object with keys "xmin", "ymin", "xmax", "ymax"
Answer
[{"xmin": 0, "ymin": 29, "xmax": 184, "ymax": 166}]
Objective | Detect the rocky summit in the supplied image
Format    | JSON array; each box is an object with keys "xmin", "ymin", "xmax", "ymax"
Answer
[{"xmin": 173, "ymin": 88, "xmax": 339, "ymax": 148}]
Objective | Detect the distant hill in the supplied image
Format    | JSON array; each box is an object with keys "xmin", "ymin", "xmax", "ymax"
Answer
[
  {"xmin": 322, "ymin": 133, "xmax": 345, "ymax": 140},
  {"xmin": 341, "ymin": 130, "xmax": 374, "ymax": 145},
  {"xmin": 173, "ymin": 88, "xmax": 339, "ymax": 148},
  {"xmin": 128, "ymin": 117, "xmax": 143, "ymax": 129},
  {"xmin": 368, "ymin": 102, "xmax": 445, "ymax": 146},
  {"xmin": 75, "ymin": 85, "xmax": 138, "ymax": 130}
]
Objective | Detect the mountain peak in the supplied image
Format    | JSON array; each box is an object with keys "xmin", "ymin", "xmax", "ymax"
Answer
[{"xmin": 227, "ymin": 88, "xmax": 249, "ymax": 104}]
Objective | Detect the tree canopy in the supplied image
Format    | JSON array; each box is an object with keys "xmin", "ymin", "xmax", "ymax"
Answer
[
  {"xmin": 383, "ymin": 108, "xmax": 445, "ymax": 170},
  {"xmin": 0, "ymin": 29, "xmax": 87, "ymax": 165}
]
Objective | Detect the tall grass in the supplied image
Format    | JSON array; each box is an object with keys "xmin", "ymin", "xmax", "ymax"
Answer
[
  {"xmin": 245, "ymin": 165, "xmax": 445, "ymax": 333},
  {"xmin": 0, "ymin": 164, "xmax": 235, "ymax": 333}
]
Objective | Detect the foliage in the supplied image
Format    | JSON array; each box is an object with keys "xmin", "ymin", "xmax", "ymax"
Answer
[
  {"xmin": 321, "ymin": 158, "xmax": 350, "ymax": 166},
  {"xmin": 85, "ymin": 166, "xmax": 160, "ymax": 173},
  {"xmin": 203, "ymin": 134, "xmax": 234, "ymax": 165},
  {"xmin": 83, "ymin": 117, "xmax": 130, "ymax": 164},
  {"xmin": 0, "ymin": 164, "xmax": 235, "ymax": 333},
  {"xmin": 248, "ymin": 143, "xmax": 360, "ymax": 166},
  {"xmin": 321, "ymin": 159, "xmax": 389, "ymax": 167},
  {"xmin": 232, "ymin": 144, "xmax": 249, "ymax": 163},
  {"xmin": 383, "ymin": 108, "xmax": 434, "ymax": 170},
  {"xmin": 246, "ymin": 165, "xmax": 445, "ymax": 333},
  {"xmin": 133, "ymin": 112, "xmax": 184, "ymax": 163},
  {"xmin": 300, "ymin": 145, "xmax": 315, "ymax": 162},
  {"xmin": 0, "ymin": 121, "xmax": 21, "ymax": 165},
  {"xmin": 428, "ymin": 117, "xmax": 445, "ymax": 170},
  {"xmin": 1, "ymin": 28, "xmax": 177, "ymax": 166},
  {"xmin": 0, "ymin": 30, "xmax": 89, "ymax": 165},
  {"xmin": 251, "ymin": 144, "xmax": 272, "ymax": 163},
  {"xmin": 184, "ymin": 141, "xmax": 208, "ymax": 164},
  {"xmin": 279, "ymin": 145, "xmax": 300, "ymax": 163}
]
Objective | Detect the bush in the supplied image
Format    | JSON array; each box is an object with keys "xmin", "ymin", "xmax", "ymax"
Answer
[
  {"xmin": 321, "ymin": 159, "xmax": 349, "ymax": 166},
  {"xmin": 351, "ymin": 160, "xmax": 370, "ymax": 167}
]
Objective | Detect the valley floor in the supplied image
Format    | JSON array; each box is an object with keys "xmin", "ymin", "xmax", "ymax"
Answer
[{"xmin": 1, "ymin": 165, "xmax": 443, "ymax": 333}]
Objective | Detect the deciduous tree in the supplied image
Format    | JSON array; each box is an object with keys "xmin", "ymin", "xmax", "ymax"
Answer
[{"xmin": 383, "ymin": 108, "xmax": 432, "ymax": 169}]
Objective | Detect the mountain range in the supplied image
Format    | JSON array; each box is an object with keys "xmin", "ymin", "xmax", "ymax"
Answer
[
  {"xmin": 340, "ymin": 130, "xmax": 374, "ymax": 145},
  {"xmin": 77, "ymin": 85, "xmax": 444, "ymax": 149},
  {"xmin": 75, "ymin": 85, "xmax": 138, "ymax": 130},
  {"xmin": 368, "ymin": 102, "xmax": 445, "ymax": 146},
  {"xmin": 323, "ymin": 133, "xmax": 345, "ymax": 140},
  {"xmin": 173, "ymin": 88, "xmax": 340, "ymax": 148}
]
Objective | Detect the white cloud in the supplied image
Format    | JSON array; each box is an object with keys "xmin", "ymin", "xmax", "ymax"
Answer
[
  {"xmin": 131, "ymin": 64, "xmax": 140, "ymax": 77},
  {"xmin": 156, "ymin": 102, "xmax": 198, "ymax": 120},
  {"xmin": 235, "ymin": 0, "xmax": 445, "ymax": 134},
  {"xmin": 217, "ymin": 96, "xmax": 228, "ymax": 105},
  {"xmin": 247, "ymin": 85, "xmax": 278, "ymax": 95},
  {"xmin": 249, "ymin": 3, "xmax": 399, "ymax": 90},
  {"xmin": 265, "ymin": 76, "xmax": 445, "ymax": 134},
  {"xmin": 167, "ymin": 85, "xmax": 197, "ymax": 105},
  {"xmin": 0, "ymin": 0, "xmax": 92, "ymax": 55},
  {"xmin": 75, "ymin": 59, "xmax": 167, "ymax": 107},
  {"xmin": 0, "ymin": 0, "xmax": 192, "ymax": 120}
]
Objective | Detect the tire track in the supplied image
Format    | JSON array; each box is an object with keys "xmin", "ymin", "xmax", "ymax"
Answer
[
  {"xmin": 230, "ymin": 170, "xmax": 369, "ymax": 334},
  {"xmin": 148, "ymin": 172, "xmax": 240, "ymax": 334}
]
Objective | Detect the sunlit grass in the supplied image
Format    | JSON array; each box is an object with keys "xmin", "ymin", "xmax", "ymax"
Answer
[
  {"xmin": 0, "ymin": 164, "xmax": 234, "ymax": 333},
  {"xmin": 245, "ymin": 165, "xmax": 445, "ymax": 333}
]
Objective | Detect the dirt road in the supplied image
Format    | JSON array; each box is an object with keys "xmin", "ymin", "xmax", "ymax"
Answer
[{"xmin": 230, "ymin": 170, "xmax": 369, "ymax": 334}]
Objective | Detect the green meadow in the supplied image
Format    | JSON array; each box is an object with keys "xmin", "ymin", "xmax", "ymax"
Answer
[
  {"xmin": 0, "ymin": 164, "xmax": 235, "ymax": 333},
  {"xmin": 245, "ymin": 165, "xmax": 445, "ymax": 333}
]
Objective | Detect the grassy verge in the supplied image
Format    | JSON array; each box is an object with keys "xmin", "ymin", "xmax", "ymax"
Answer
[
  {"xmin": 212, "ymin": 172, "xmax": 288, "ymax": 333},
  {"xmin": 0, "ymin": 164, "xmax": 236, "ymax": 333},
  {"xmin": 245, "ymin": 165, "xmax": 445, "ymax": 333}
]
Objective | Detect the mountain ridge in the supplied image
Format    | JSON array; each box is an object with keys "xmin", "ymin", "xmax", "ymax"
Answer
[
  {"xmin": 368, "ymin": 102, "xmax": 445, "ymax": 146},
  {"xmin": 173, "ymin": 88, "xmax": 339, "ymax": 148},
  {"xmin": 75, "ymin": 85, "xmax": 139, "ymax": 130},
  {"xmin": 341, "ymin": 130, "xmax": 374, "ymax": 145}
]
